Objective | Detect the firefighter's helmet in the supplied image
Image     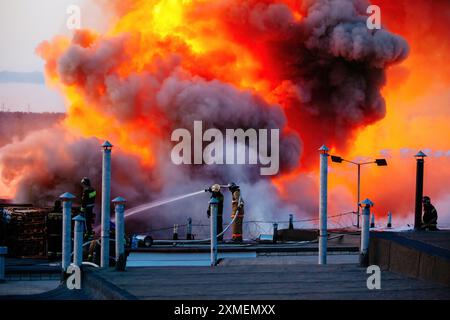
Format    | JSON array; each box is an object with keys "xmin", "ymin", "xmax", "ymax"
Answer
[
  {"xmin": 81, "ymin": 177, "xmax": 91, "ymax": 186},
  {"xmin": 228, "ymin": 182, "xmax": 239, "ymax": 190}
]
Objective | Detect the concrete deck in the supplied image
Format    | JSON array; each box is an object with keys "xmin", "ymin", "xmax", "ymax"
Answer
[
  {"xmin": 1, "ymin": 230, "xmax": 449, "ymax": 300},
  {"xmin": 87, "ymin": 261, "xmax": 450, "ymax": 300},
  {"xmin": 0, "ymin": 280, "xmax": 60, "ymax": 296}
]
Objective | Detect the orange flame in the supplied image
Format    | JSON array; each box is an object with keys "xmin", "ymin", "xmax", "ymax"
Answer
[{"xmin": 33, "ymin": 0, "xmax": 449, "ymax": 219}]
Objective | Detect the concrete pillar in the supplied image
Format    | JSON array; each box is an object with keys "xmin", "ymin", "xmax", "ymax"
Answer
[
  {"xmin": 112, "ymin": 197, "xmax": 126, "ymax": 271},
  {"xmin": 318, "ymin": 145, "xmax": 329, "ymax": 265},
  {"xmin": 359, "ymin": 199, "xmax": 374, "ymax": 267},
  {"xmin": 60, "ymin": 192, "xmax": 75, "ymax": 272},
  {"xmin": 73, "ymin": 215, "xmax": 85, "ymax": 267},
  {"xmin": 273, "ymin": 223, "xmax": 278, "ymax": 243},
  {"xmin": 370, "ymin": 213, "xmax": 375, "ymax": 228},
  {"xmin": 209, "ymin": 197, "xmax": 219, "ymax": 266},
  {"xmin": 101, "ymin": 141, "xmax": 113, "ymax": 268},
  {"xmin": 387, "ymin": 212, "xmax": 392, "ymax": 228},
  {"xmin": 186, "ymin": 217, "xmax": 192, "ymax": 240},
  {"xmin": 0, "ymin": 247, "xmax": 7, "ymax": 282}
]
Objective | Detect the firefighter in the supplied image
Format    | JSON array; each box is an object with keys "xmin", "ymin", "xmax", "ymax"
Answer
[
  {"xmin": 80, "ymin": 177, "xmax": 96, "ymax": 238},
  {"xmin": 422, "ymin": 196, "xmax": 438, "ymax": 231},
  {"xmin": 228, "ymin": 182, "xmax": 244, "ymax": 243},
  {"xmin": 0, "ymin": 208, "xmax": 6, "ymax": 246},
  {"xmin": 206, "ymin": 184, "xmax": 224, "ymax": 242}
]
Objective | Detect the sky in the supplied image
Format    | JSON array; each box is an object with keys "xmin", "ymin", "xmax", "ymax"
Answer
[{"xmin": 0, "ymin": 0, "xmax": 109, "ymax": 112}]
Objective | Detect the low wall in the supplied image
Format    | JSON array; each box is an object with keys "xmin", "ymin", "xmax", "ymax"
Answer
[{"xmin": 369, "ymin": 231, "xmax": 450, "ymax": 286}]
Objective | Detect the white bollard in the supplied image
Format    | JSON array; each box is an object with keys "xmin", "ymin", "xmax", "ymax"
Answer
[
  {"xmin": 319, "ymin": 145, "xmax": 329, "ymax": 265},
  {"xmin": 73, "ymin": 215, "xmax": 85, "ymax": 267},
  {"xmin": 112, "ymin": 197, "xmax": 126, "ymax": 271},
  {"xmin": 359, "ymin": 199, "xmax": 374, "ymax": 267},
  {"xmin": 387, "ymin": 212, "xmax": 392, "ymax": 228},
  {"xmin": 101, "ymin": 141, "xmax": 113, "ymax": 268},
  {"xmin": 209, "ymin": 197, "xmax": 219, "ymax": 267},
  {"xmin": 60, "ymin": 192, "xmax": 75, "ymax": 272},
  {"xmin": 0, "ymin": 246, "xmax": 7, "ymax": 282}
]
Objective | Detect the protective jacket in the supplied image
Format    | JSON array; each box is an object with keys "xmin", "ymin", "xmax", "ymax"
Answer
[
  {"xmin": 81, "ymin": 186, "xmax": 96, "ymax": 211},
  {"xmin": 231, "ymin": 189, "xmax": 244, "ymax": 241},
  {"xmin": 423, "ymin": 204, "xmax": 438, "ymax": 226}
]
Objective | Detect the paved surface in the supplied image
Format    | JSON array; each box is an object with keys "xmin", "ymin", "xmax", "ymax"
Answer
[
  {"xmin": 2, "ymin": 231, "xmax": 448, "ymax": 300},
  {"xmin": 0, "ymin": 280, "xmax": 60, "ymax": 296},
  {"xmin": 0, "ymin": 257, "xmax": 89, "ymax": 300},
  {"xmin": 0, "ymin": 284, "xmax": 92, "ymax": 300},
  {"xmin": 93, "ymin": 262, "xmax": 450, "ymax": 300}
]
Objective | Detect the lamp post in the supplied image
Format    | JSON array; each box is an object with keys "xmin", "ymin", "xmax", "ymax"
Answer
[
  {"xmin": 330, "ymin": 155, "xmax": 387, "ymax": 228},
  {"xmin": 414, "ymin": 151, "xmax": 427, "ymax": 230}
]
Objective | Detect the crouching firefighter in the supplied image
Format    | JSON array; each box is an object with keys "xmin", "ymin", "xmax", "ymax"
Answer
[
  {"xmin": 228, "ymin": 182, "xmax": 244, "ymax": 243},
  {"xmin": 206, "ymin": 184, "xmax": 224, "ymax": 242},
  {"xmin": 80, "ymin": 177, "xmax": 96, "ymax": 238},
  {"xmin": 422, "ymin": 196, "xmax": 438, "ymax": 231}
]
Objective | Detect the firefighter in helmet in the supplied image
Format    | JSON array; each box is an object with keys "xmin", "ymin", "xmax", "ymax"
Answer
[
  {"xmin": 228, "ymin": 182, "xmax": 244, "ymax": 243},
  {"xmin": 80, "ymin": 177, "xmax": 96, "ymax": 238},
  {"xmin": 206, "ymin": 184, "xmax": 224, "ymax": 242},
  {"xmin": 422, "ymin": 196, "xmax": 438, "ymax": 231}
]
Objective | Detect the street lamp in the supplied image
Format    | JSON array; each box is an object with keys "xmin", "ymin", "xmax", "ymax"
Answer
[
  {"xmin": 414, "ymin": 151, "xmax": 427, "ymax": 230},
  {"xmin": 330, "ymin": 155, "xmax": 387, "ymax": 228}
]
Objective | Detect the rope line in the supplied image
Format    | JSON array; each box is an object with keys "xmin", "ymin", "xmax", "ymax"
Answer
[
  {"xmin": 139, "ymin": 211, "xmax": 355, "ymax": 235},
  {"xmin": 151, "ymin": 211, "xmax": 240, "ymax": 244}
]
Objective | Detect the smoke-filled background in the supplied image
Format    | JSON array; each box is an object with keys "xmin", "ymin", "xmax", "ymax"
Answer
[{"xmin": 0, "ymin": 0, "xmax": 449, "ymax": 234}]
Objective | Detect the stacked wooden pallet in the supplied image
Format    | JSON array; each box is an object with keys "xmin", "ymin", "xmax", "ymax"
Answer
[{"xmin": 4, "ymin": 207, "xmax": 51, "ymax": 257}]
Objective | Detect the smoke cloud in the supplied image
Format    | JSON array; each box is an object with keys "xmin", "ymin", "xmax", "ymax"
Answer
[
  {"xmin": 220, "ymin": 0, "xmax": 409, "ymax": 165},
  {"xmin": 0, "ymin": 0, "xmax": 411, "ymax": 233}
]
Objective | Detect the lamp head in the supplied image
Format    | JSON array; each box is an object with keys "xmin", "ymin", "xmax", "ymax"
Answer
[
  {"xmin": 375, "ymin": 159, "xmax": 387, "ymax": 166},
  {"xmin": 331, "ymin": 155, "xmax": 343, "ymax": 163}
]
